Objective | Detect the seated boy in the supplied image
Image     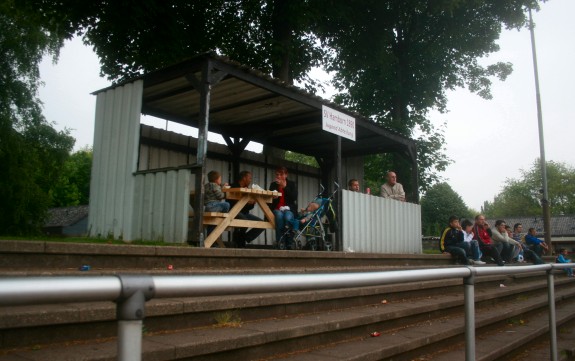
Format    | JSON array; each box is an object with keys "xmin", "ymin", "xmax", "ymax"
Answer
[
  {"xmin": 204, "ymin": 170, "xmax": 230, "ymax": 213},
  {"xmin": 460, "ymin": 219, "xmax": 485, "ymax": 265},
  {"xmin": 440, "ymin": 216, "xmax": 471, "ymax": 265},
  {"xmin": 556, "ymin": 248, "xmax": 574, "ymax": 277}
]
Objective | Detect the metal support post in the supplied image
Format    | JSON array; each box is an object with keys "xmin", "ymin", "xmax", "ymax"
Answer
[
  {"xmin": 464, "ymin": 269, "xmax": 476, "ymax": 361},
  {"xmin": 547, "ymin": 269, "xmax": 558, "ymax": 361},
  {"xmin": 115, "ymin": 275, "xmax": 155, "ymax": 361},
  {"xmin": 335, "ymin": 136, "xmax": 342, "ymax": 251},
  {"xmin": 118, "ymin": 320, "xmax": 144, "ymax": 360}
]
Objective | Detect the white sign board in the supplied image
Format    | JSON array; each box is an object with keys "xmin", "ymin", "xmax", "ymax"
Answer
[{"xmin": 322, "ymin": 105, "xmax": 356, "ymax": 141}]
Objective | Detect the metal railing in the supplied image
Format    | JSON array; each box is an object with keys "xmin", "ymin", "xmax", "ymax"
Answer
[{"xmin": 1, "ymin": 264, "xmax": 573, "ymax": 361}]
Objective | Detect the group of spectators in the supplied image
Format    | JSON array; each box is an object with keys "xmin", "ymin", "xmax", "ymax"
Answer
[
  {"xmin": 203, "ymin": 167, "xmax": 573, "ymax": 276},
  {"xmin": 347, "ymin": 171, "xmax": 406, "ymax": 202},
  {"xmin": 202, "ymin": 166, "xmax": 314, "ymax": 249},
  {"xmin": 205, "ymin": 167, "xmax": 409, "ymax": 248},
  {"xmin": 440, "ymin": 214, "xmax": 555, "ymax": 267}
]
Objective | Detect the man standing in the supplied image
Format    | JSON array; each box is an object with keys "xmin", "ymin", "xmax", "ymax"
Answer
[
  {"xmin": 380, "ymin": 171, "xmax": 405, "ymax": 201},
  {"xmin": 228, "ymin": 170, "xmax": 264, "ymax": 248}
]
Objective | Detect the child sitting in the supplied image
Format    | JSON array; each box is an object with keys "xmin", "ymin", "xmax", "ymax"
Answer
[
  {"xmin": 288, "ymin": 199, "xmax": 322, "ymax": 231},
  {"xmin": 556, "ymin": 248, "xmax": 573, "ymax": 277},
  {"xmin": 461, "ymin": 219, "xmax": 485, "ymax": 265},
  {"xmin": 440, "ymin": 216, "xmax": 472, "ymax": 265},
  {"xmin": 204, "ymin": 170, "xmax": 230, "ymax": 213}
]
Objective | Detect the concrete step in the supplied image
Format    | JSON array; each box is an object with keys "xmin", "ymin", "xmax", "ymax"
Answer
[
  {"xmin": 269, "ymin": 283, "xmax": 575, "ymax": 361},
  {"xmin": 0, "ymin": 272, "xmax": 572, "ymax": 360},
  {"xmin": 424, "ymin": 294, "xmax": 575, "ymax": 361},
  {"xmin": 0, "ymin": 273, "xmax": 504, "ymax": 350},
  {"xmin": 0, "ymin": 240, "xmax": 457, "ymax": 272},
  {"xmin": 4, "ymin": 267, "xmax": 554, "ymax": 350}
]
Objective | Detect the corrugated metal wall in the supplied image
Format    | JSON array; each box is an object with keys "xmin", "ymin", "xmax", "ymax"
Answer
[
  {"xmin": 88, "ymin": 81, "xmax": 143, "ymax": 241},
  {"xmin": 137, "ymin": 125, "xmax": 324, "ymax": 245},
  {"xmin": 342, "ymin": 190, "xmax": 422, "ymax": 253},
  {"xmin": 132, "ymin": 170, "xmax": 190, "ymax": 242}
]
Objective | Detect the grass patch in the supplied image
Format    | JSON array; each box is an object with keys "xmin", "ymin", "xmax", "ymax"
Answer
[
  {"xmin": 213, "ymin": 310, "xmax": 242, "ymax": 327},
  {"xmin": 507, "ymin": 317, "xmax": 526, "ymax": 326},
  {"xmin": 423, "ymin": 249, "xmax": 442, "ymax": 254}
]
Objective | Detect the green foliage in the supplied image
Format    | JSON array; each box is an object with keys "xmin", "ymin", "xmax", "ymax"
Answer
[
  {"xmin": 51, "ymin": 148, "xmax": 93, "ymax": 206},
  {"xmin": 10, "ymin": 0, "xmax": 547, "ymax": 197},
  {"xmin": 484, "ymin": 159, "xmax": 575, "ymax": 217},
  {"xmin": 0, "ymin": 125, "xmax": 74, "ymax": 235},
  {"xmin": 285, "ymin": 151, "xmax": 319, "ymax": 168},
  {"xmin": 0, "ymin": 1, "xmax": 75, "ymax": 235},
  {"xmin": 213, "ymin": 310, "xmax": 242, "ymax": 327},
  {"xmin": 420, "ymin": 182, "xmax": 471, "ymax": 236},
  {"xmin": 318, "ymin": 0, "xmax": 539, "ymax": 193},
  {"xmin": 21, "ymin": 0, "xmax": 325, "ymax": 85}
]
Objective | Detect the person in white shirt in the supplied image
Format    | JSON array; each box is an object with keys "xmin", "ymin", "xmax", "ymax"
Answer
[{"xmin": 461, "ymin": 219, "xmax": 485, "ymax": 265}]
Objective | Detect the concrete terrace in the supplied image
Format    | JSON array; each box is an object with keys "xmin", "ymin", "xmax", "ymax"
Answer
[{"xmin": 1, "ymin": 240, "xmax": 574, "ymax": 361}]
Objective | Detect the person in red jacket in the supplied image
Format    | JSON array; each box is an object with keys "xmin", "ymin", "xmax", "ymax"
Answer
[{"xmin": 473, "ymin": 215, "xmax": 505, "ymax": 266}]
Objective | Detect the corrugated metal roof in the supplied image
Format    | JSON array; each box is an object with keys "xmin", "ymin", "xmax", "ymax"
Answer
[
  {"xmin": 93, "ymin": 52, "xmax": 417, "ymax": 161},
  {"xmin": 485, "ymin": 215, "xmax": 575, "ymax": 237},
  {"xmin": 45, "ymin": 205, "xmax": 89, "ymax": 227}
]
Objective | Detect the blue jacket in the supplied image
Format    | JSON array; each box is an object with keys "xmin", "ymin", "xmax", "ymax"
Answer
[{"xmin": 525, "ymin": 233, "xmax": 544, "ymax": 246}]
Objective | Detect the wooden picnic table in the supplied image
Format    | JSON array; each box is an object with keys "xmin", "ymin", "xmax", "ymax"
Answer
[{"xmin": 202, "ymin": 187, "xmax": 281, "ymax": 248}]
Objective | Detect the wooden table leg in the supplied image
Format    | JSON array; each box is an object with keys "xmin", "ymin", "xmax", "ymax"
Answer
[
  {"xmin": 256, "ymin": 197, "xmax": 276, "ymax": 228},
  {"xmin": 204, "ymin": 197, "xmax": 248, "ymax": 248}
]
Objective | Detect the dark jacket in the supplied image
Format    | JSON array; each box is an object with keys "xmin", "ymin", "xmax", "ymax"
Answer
[
  {"xmin": 269, "ymin": 179, "xmax": 298, "ymax": 212},
  {"xmin": 440, "ymin": 226, "xmax": 463, "ymax": 252},
  {"xmin": 227, "ymin": 181, "xmax": 255, "ymax": 215}
]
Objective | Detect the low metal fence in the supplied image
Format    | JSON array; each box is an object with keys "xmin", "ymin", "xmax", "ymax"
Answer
[{"xmin": 1, "ymin": 264, "xmax": 573, "ymax": 361}]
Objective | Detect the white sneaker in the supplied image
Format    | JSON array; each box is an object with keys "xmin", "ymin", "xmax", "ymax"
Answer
[{"xmin": 473, "ymin": 260, "xmax": 486, "ymax": 265}]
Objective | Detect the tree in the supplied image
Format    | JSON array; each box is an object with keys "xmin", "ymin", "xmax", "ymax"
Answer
[
  {"xmin": 317, "ymin": 0, "xmax": 540, "ymax": 192},
  {"xmin": 51, "ymin": 148, "xmax": 93, "ymax": 207},
  {"xmin": 420, "ymin": 182, "xmax": 471, "ymax": 236},
  {"xmin": 0, "ymin": 1, "xmax": 75, "ymax": 235},
  {"xmin": 19, "ymin": 0, "xmax": 324, "ymax": 85},
  {"xmin": 14, "ymin": 0, "xmax": 545, "ymax": 193},
  {"xmin": 284, "ymin": 151, "xmax": 318, "ymax": 168},
  {"xmin": 483, "ymin": 159, "xmax": 575, "ymax": 217}
]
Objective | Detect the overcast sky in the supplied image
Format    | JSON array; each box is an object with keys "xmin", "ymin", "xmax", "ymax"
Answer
[{"xmin": 39, "ymin": 0, "xmax": 575, "ymax": 211}]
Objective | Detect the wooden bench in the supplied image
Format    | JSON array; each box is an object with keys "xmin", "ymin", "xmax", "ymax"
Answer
[
  {"xmin": 188, "ymin": 211, "xmax": 230, "ymax": 247},
  {"xmin": 189, "ymin": 188, "xmax": 279, "ymax": 248}
]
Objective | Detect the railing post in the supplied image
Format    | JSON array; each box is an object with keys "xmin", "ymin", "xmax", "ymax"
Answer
[
  {"xmin": 464, "ymin": 267, "xmax": 476, "ymax": 361},
  {"xmin": 115, "ymin": 275, "xmax": 155, "ymax": 361},
  {"xmin": 547, "ymin": 268, "xmax": 558, "ymax": 361}
]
